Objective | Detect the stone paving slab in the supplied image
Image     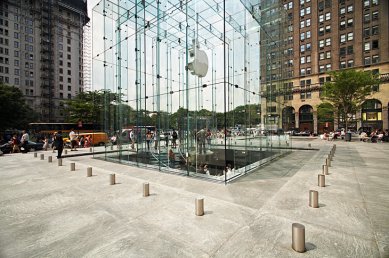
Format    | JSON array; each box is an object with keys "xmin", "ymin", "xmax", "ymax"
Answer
[{"xmin": 0, "ymin": 139, "xmax": 388, "ymax": 257}]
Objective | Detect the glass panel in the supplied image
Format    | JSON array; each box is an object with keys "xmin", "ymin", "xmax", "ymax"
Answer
[{"xmin": 92, "ymin": 0, "xmax": 291, "ymax": 183}]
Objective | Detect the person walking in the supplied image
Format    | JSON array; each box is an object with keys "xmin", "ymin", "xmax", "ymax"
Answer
[
  {"xmin": 20, "ymin": 130, "xmax": 29, "ymax": 153},
  {"xmin": 69, "ymin": 129, "xmax": 77, "ymax": 151},
  {"xmin": 54, "ymin": 131, "xmax": 64, "ymax": 159},
  {"xmin": 172, "ymin": 129, "xmax": 178, "ymax": 149}
]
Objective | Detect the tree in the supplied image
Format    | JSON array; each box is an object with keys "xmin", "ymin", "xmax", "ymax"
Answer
[
  {"xmin": 65, "ymin": 90, "xmax": 135, "ymax": 131},
  {"xmin": 321, "ymin": 69, "xmax": 379, "ymax": 131},
  {"xmin": 0, "ymin": 83, "xmax": 36, "ymax": 131}
]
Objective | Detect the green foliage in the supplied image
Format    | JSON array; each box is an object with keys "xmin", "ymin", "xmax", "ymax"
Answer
[
  {"xmin": 321, "ymin": 69, "xmax": 379, "ymax": 129},
  {"xmin": 317, "ymin": 103, "xmax": 334, "ymax": 122},
  {"xmin": 0, "ymin": 83, "xmax": 36, "ymax": 131}
]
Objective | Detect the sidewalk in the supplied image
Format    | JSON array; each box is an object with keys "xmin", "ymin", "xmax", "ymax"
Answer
[{"xmin": 0, "ymin": 139, "xmax": 388, "ymax": 257}]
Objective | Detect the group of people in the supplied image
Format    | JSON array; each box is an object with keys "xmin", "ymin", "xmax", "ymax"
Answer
[
  {"xmin": 360, "ymin": 129, "xmax": 389, "ymax": 143},
  {"xmin": 9, "ymin": 130, "xmax": 29, "ymax": 153}
]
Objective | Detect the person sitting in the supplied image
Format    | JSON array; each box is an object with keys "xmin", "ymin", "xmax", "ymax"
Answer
[
  {"xmin": 168, "ymin": 149, "xmax": 175, "ymax": 167},
  {"xmin": 360, "ymin": 131, "xmax": 368, "ymax": 142}
]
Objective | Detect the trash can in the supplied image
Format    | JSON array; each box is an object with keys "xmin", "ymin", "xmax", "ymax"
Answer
[{"xmin": 345, "ymin": 132, "xmax": 352, "ymax": 142}]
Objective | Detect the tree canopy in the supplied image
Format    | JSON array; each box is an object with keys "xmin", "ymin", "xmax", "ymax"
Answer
[
  {"xmin": 321, "ymin": 69, "xmax": 379, "ymax": 130},
  {"xmin": 0, "ymin": 83, "xmax": 36, "ymax": 131}
]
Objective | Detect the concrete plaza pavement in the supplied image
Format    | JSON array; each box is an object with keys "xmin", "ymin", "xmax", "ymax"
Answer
[{"xmin": 0, "ymin": 138, "xmax": 388, "ymax": 257}]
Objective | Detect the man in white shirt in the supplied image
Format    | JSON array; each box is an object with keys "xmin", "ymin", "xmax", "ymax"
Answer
[
  {"xmin": 20, "ymin": 130, "xmax": 29, "ymax": 153},
  {"xmin": 69, "ymin": 129, "xmax": 77, "ymax": 151}
]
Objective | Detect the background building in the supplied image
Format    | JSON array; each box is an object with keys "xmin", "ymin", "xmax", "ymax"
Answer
[
  {"xmin": 0, "ymin": 0, "xmax": 89, "ymax": 122},
  {"xmin": 261, "ymin": 0, "xmax": 389, "ymax": 133}
]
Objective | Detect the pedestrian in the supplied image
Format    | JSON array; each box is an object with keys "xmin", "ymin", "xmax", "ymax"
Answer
[
  {"xmin": 20, "ymin": 130, "xmax": 29, "ymax": 153},
  {"xmin": 43, "ymin": 137, "xmax": 49, "ymax": 151},
  {"xmin": 54, "ymin": 131, "xmax": 64, "ymax": 159},
  {"xmin": 172, "ymin": 129, "xmax": 178, "ymax": 148},
  {"xmin": 11, "ymin": 134, "xmax": 20, "ymax": 153},
  {"xmin": 69, "ymin": 128, "xmax": 77, "ymax": 151},
  {"xmin": 146, "ymin": 130, "xmax": 152, "ymax": 151}
]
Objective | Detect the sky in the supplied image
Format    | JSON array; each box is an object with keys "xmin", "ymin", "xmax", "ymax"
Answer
[{"xmin": 86, "ymin": 0, "xmax": 261, "ymax": 113}]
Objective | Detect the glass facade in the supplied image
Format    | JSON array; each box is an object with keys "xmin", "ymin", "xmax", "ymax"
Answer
[{"xmin": 92, "ymin": 0, "xmax": 290, "ymax": 183}]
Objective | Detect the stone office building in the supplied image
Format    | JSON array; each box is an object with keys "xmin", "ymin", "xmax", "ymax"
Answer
[
  {"xmin": 0, "ymin": 0, "xmax": 89, "ymax": 122},
  {"xmin": 261, "ymin": 0, "xmax": 389, "ymax": 133}
]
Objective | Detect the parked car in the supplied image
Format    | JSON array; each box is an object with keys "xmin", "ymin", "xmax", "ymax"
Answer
[{"xmin": 0, "ymin": 141, "xmax": 43, "ymax": 154}]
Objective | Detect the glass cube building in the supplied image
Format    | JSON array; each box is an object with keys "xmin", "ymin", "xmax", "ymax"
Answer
[{"xmin": 91, "ymin": 0, "xmax": 290, "ymax": 183}]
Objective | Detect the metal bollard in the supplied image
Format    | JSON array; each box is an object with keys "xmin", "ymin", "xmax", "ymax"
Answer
[
  {"xmin": 195, "ymin": 198, "xmax": 204, "ymax": 216},
  {"xmin": 48, "ymin": 156, "xmax": 52, "ymax": 163},
  {"xmin": 308, "ymin": 143, "xmax": 311, "ymax": 148},
  {"xmin": 70, "ymin": 162, "xmax": 75, "ymax": 171},
  {"xmin": 143, "ymin": 182, "xmax": 150, "ymax": 197},
  {"xmin": 322, "ymin": 164, "xmax": 329, "ymax": 175},
  {"xmin": 110, "ymin": 174, "xmax": 115, "ymax": 185},
  {"xmin": 58, "ymin": 158, "xmax": 62, "ymax": 166},
  {"xmin": 309, "ymin": 190, "xmax": 319, "ymax": 208},
  {"xmin": 326, "ymin": 157, "xmax": 331, "ymax": 167},
  {"xmin": 292, "ymin": 223, "xmax": 306, "ymax": 252},
  {"xmin": 329, "ymin": 153, "xmax": 333, "ymax": 161},
  {"xmin": 64, "ymin": 149, "xmax": 68, "ymax": 155},
  {"xmin": 40, "ymin": 154, "xmax": 44, "ymax": 160},
  {"xmin": 90, "ymin": 147, "xmax": 92, "ymax": 152},
  {"xmin": 110, "ymin": 145, "xmax": 113, "ymax": 150},
  {"xmin": 87, "ymin": 167, "xmax": 92, "ymax": 177},
  {"xmin": 318, "ymin": 174, "xmax": 325, "ymax": 187},
  {"xmin": 34, "ymin": 152, "xmax": 37, "ymax": 158}
]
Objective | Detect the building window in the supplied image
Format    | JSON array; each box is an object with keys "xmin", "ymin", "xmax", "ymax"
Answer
[
  {"xmin": 67, "ymin": 94, "xmax": 71, "ymax": 99},
  {"xmin": 319, "ymin": 27, "xmax": 324, "ymax": 36},
  {"xmin": 300, "ymin": 68, "xmax": 306, "ymax": 76},
  {"xmin": 372, "ymin": 26, "xmax": 379, "ymax": 35},
  {"xmin": 372, "ymin": 11, "xmax": 379, "ymax": 21},
  {"xmin": 364, "ymin": 27, "xmax": 370, "ymax": 37},
  {"xmin": 59, "ymin": 84, "xmax": 63, "ymax": 90},
  {"xmin": 306, "ymin": 19, "xmax": 311, "ymax": 26},
  {"xmin": 340, "ymin": 7, "xmax": 346, "ymax": 15},
  {"xmin": 372, "ymin": 55, "xmax": 379, "ymax": 64},
  {"xmin": 326, "ymin": 51, "xmax": 331, "ymax": 59},
  {"xmin": 326, "ymin": 64, "xmax": 331, "ymax": 71},
  {"xmin": 364, "ymin": 0, "xmax": 370, "ymax": 7},
  {"xmin": 325, "ymin": 38, "xmax": 331, "ymax": 46},
  {"xmin": 300, "ymin": 21, "xmax": 305, "ymax": 28},
  {"xmin": 68, "ymin": 85, "xmax": 71, "ymax": 91},
  {"xmin": 300, "ymin": 32, "xmax": 305, "ymax": 40},
  {"xmin": 347, "ymin": 18, "xmax": 353, "ymax": 27},
  {"xmin": 364, "ymin": 42, "xmax": 371, "ymax": 51},
  {"xmin": 319, "ymin": 40, "xmax": 324, "ymax": 48},
  {"xmin": 364, "ymin": 14, "xmax": 370, "ymax": 23},
  {"xmin": 60, "ymin": 93, "xmax": 63, "ymax": 99},
  {"xmin": 347, "ymin": 60, "xmax": 354, "ymax": 67},
  {"xmin": 347, "ymin": 32, "xmax": 353, "ymax": 41},
  {"xmin": 347, "ymin": 5, "xmax": 353, "ymax": 13},
  {"xmin": 319, "ymin": 52, "xmax": 325, "ymax": 60},
  {"xmin": 301, "ymin": 56, "xmax": 306, "ymax": 64},
  {"xmin": 306, "ymin": 7, "xmax": 311, "ymax": 15},
  {"xmin": 325, "ymin": 12, "xmax": 331, "ymax": 20},
  {"xmin": 319, "ymin": 65, "xmax": 325, "ymax": 73},
  {"xmin": 364, "ymin": 56, "xmax": 371, "ymax": 65},
  {"xmin": 340, "ymin": 61, "xmax": 346, "ymax": 69},
  {"xmin": 67, "ymin": 70, "xmax": 71, "ymax": 75},
  {"xmin": 306, "ymin": 31, "xmax": 311, "ymax": 39},
  {"xmin": 306, "ymin": 56, "xmax": 311, "ymax": 63},
  {"xmin": 372, "ymin": 40, "xmax": 379, "ymax": 49},
  {"xmin": 340, "ymin": 34, "xmax": 346, "ymax": 43},
  {"xmin": 319, "ymin": 14, "xmax": 324, "ymax": 22},
  {"xmin": 67, "ymin": 78, "xmax": 71, "ymax": 83},
  {"xmin": 306, "ymin": 43, "xmax": 311, "ymax": 51},
  {"xmin": 340, "ymin": 20, "xmax": 346, "ymax": 30}
]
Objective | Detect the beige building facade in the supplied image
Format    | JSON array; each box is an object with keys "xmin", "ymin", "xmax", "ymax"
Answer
[
  {"xmin": 261, "ymin": 0, "xmax": 389, "ymax": 133},
  {"xmin": 0, "ymin": 0, "xmax": 88, "ymax": 122}
]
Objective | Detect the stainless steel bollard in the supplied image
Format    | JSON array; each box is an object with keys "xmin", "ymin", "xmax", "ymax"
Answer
[
  {"xmin": 110, "ymin": 174, "xmax": 115, "ymax": 185},
  {"xmin": 318, "ymin": 174, "xmax": 325, "ymax": 187},
  {"xmin": 70, "ymin": 162, "xmax": 75, "ymax": 171},
  {"xmin": 329, "ymin": 153, "xmax": 333, "ymax": 161},
  {"xmin": 322, "ymin": 164, "xmax": 329, "ymax": 175},
  {"xmin": 309, "ymin": 190, "xmax": 319, "ymax": 208},
  {"xmin": 87, "ymin": 167, "xmax": 92, "ymax": 177},
  {"xmin": 34, "ymin": 152, "xmax": 37, "ymax": 158},
  {"xmin": 58, "ymin": 158, "xmax": 62, "ymax": 166},
  {"xmin": 292, "ymin": 223, "xmax": 306, "ymax": 252},
  {"xmin": 90, "ymin": 147, "xmax": 92, "ymax": 152},
  {"xmin": 40, "ymin": 154, "xmax": 44, "ymax": 160},
  {"xmin": 326, "ymin": 157, "xmax": 331, "ymax": 167},
  {"xmin": 48, "ymin": 156, "xmax": 52, "ymax": 163},
  {"xmin": 64, "ymin": 149, "xmax": 68, "ymax": 155},
  {"xmin": 195, "ymin": 198, "xmax": 204, "ymax": 216},
  {"xmin": 143, "ymin": 183, "xmax": 150, "ymax": 197}
]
